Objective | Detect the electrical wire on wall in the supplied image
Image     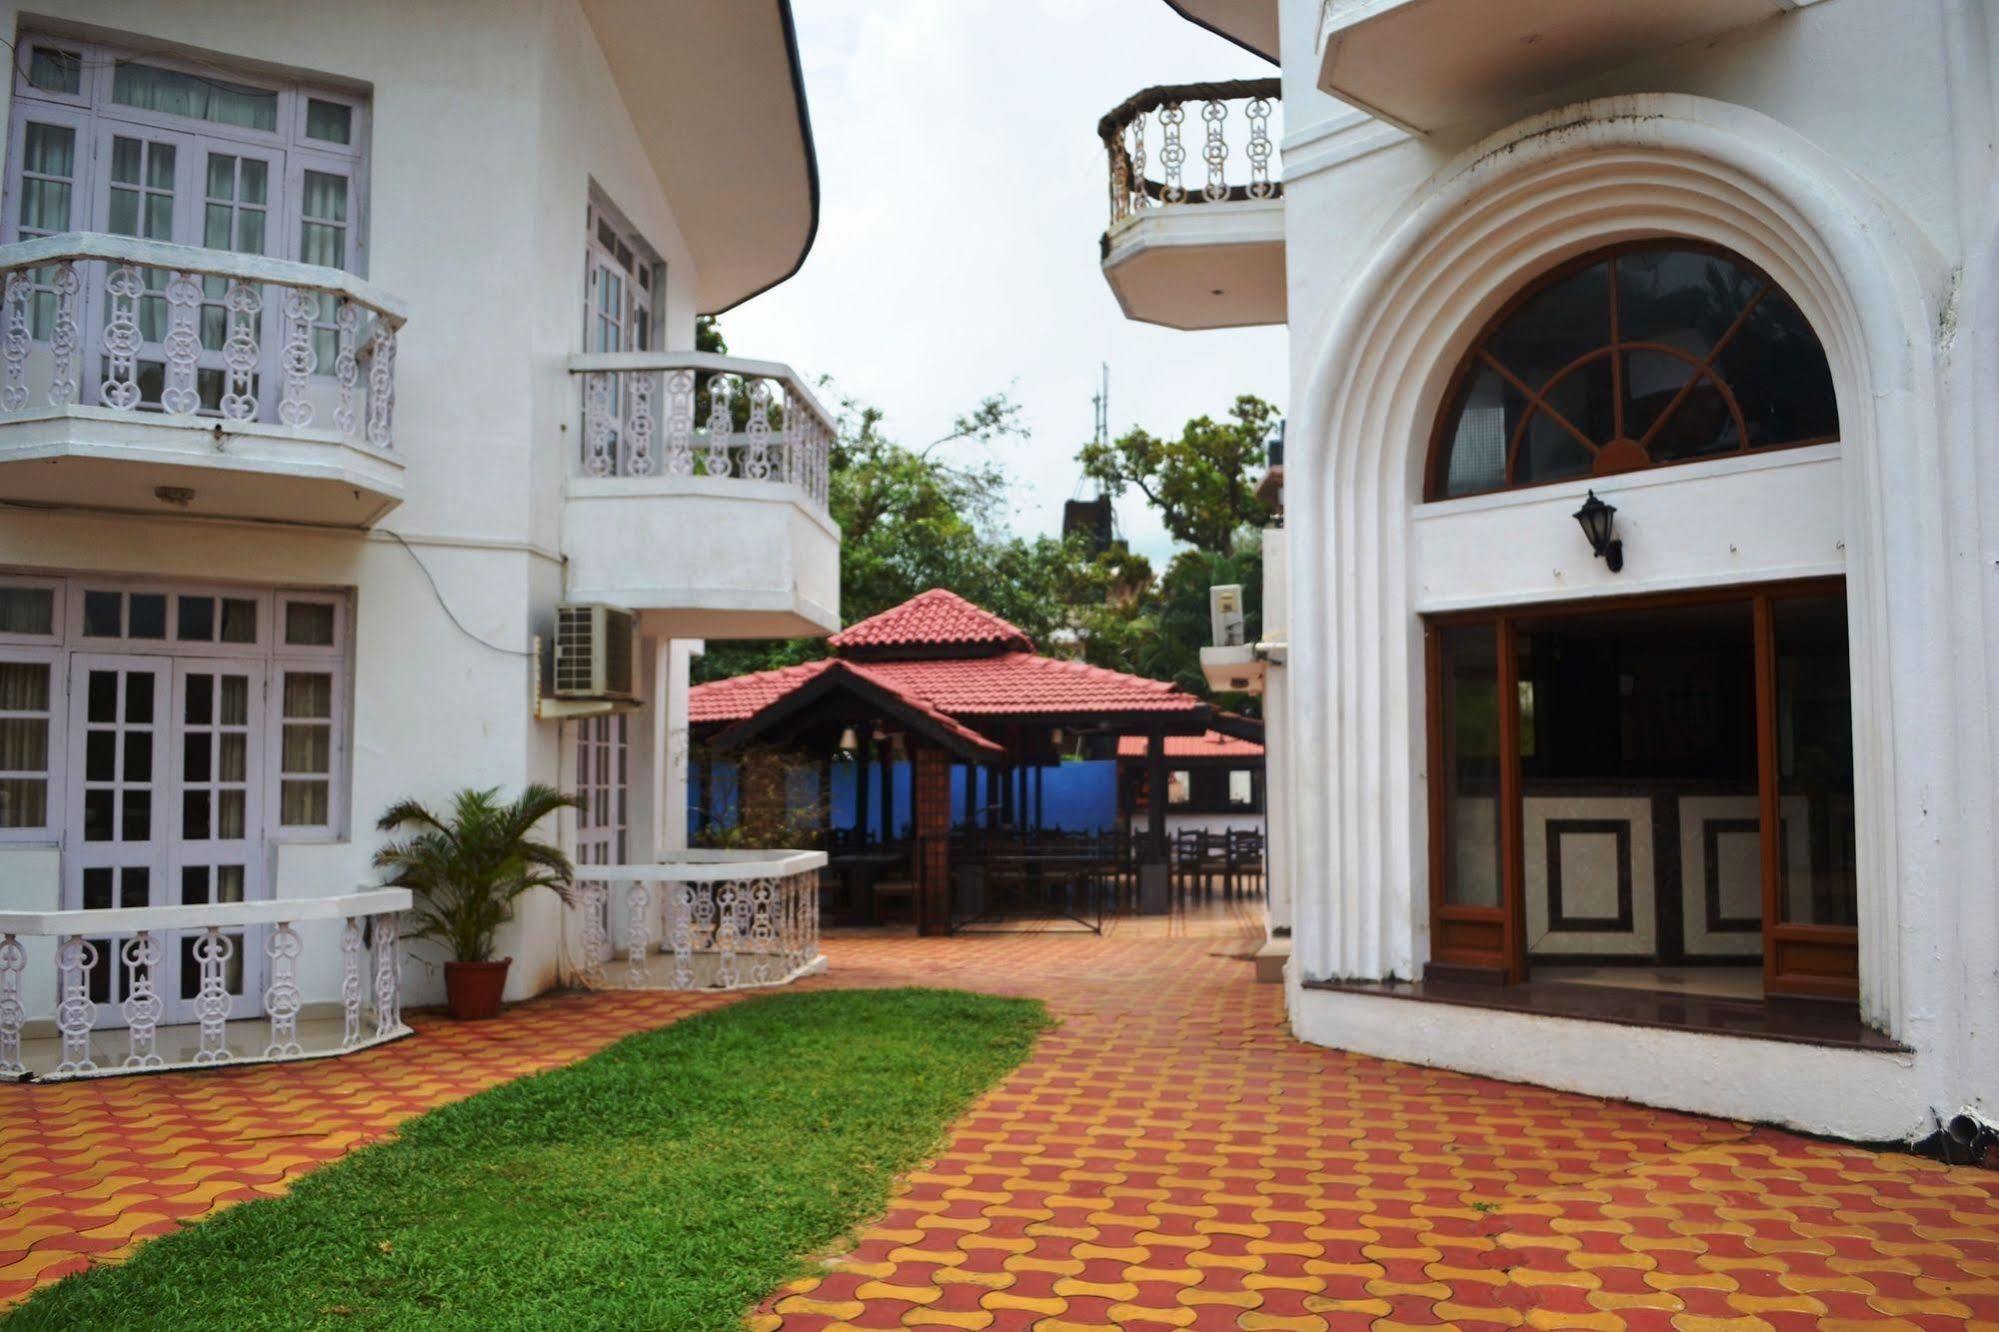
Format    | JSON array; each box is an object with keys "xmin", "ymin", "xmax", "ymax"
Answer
[{"xmin": 380, "ymin": 529, "xmax": 536, "ymax": 659}]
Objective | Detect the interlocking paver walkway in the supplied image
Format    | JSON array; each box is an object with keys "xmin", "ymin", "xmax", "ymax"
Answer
[{"xmin": 6, "ymin": 900, "xmax": 1999, "ymax": 1330}]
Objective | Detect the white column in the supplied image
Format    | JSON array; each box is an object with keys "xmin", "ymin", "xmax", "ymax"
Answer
[{"xmin": 657, "ymin": 640, "xmax": 703, "ymax": 857}]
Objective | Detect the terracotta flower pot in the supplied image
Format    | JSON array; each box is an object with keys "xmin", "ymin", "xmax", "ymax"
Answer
[{"xmin": 444, "ymin": 957, "xmax": 512, "ymax": 1021}]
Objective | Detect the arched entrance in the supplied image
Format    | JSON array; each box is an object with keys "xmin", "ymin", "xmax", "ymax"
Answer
[{"xmin": 1421, "ymin": 241, "xmax": 1856, "ymax": 1001}]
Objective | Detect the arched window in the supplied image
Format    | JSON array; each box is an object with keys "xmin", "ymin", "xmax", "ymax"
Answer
[{"xmin": 1428, "ymin": 242, "xmax": 1839, "ymax": 500}]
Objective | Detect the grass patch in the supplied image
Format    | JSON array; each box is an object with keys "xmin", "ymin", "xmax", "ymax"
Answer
[{"xmin": 7, "ymin": 988, "xmax": 1048, "ymax": 1331}]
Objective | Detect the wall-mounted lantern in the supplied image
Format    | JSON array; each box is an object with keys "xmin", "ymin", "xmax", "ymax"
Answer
[{"xmin": 1572, "ymin": 490, "xmax": 1624, "ymax": 572}]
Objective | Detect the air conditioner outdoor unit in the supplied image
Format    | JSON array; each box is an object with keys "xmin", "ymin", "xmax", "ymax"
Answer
[{"xmin": 553, "ymin": 603, "xmax": 637, "ymax": 701}]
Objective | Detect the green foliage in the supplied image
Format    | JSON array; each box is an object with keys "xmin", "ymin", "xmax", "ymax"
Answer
[
  {"xmin": 6, "ymin": 988, "xmax": 1050, "ymax": 1331},
  {"xmin": 1077, "ymin": 394, "xmax": 1277, "ymax": 555},
  {"xmin": 372, "ymin": 784, "xmax": 579, "ymax": 964}
]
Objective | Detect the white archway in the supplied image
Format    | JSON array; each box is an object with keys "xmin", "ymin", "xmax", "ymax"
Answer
[{"xmin": 1285, "ymin": 93, "xmax": 1956, "ymax": 1045}]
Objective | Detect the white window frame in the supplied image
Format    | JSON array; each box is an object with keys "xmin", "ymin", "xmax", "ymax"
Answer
[
  {"xmin": 0, "ymin": 643, "xmax": 63, "ymax": 843},
  {"xmin": 4, "ymin": 31, "xmax": 371, "ymax": 270},
  {"xmin": 0, "ymin": 570, "xmax": 352, "ymax": 845},
  {"xmin": 585, "ymin": 194, "xmax": 663, "ymax": 354}
]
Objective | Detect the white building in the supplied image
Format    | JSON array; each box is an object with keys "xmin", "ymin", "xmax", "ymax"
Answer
[
  {"xmin": 0, "ymin": 1, "xmax": 836, "ymax": 1077},
  {"xmin": 1122, "ymin": 0, "xmax": 1999, "ymax": 1143}
]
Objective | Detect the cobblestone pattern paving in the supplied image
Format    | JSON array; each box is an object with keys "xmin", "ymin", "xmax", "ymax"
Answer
[{"xmin": 3, "ymin": 900, "xmax": 1998, "ymax": 1330}]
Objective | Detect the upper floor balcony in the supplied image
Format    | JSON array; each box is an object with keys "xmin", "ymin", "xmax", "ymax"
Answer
[
  {"xmin": 0, "ymin": 233, "xmax": 406, "ymax": 528},
  {"xmin": 1098, "ymin": 79, "xmax": 1285, "ymax": 330},
  {"xmin": 563, "ymin": 352, "xmax": 841, "ymax": 639},
  {"xmin": 1316, "ymin": 0, "xmax": 1810, "ymax": 134}
]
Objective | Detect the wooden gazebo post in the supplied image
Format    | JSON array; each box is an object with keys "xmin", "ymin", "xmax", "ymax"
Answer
[
  {"xmin": 913, "ymin": 743, "xmax": 952, "ymax": 935},
  {"xmin": 1140, "ymin": 728, "xmax": 1171, "ymax": 914}
]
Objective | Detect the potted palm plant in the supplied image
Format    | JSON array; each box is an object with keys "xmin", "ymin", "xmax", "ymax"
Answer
[{"xmin": 374, "ymin": 784, "xmax": 579, "ymax": 1020}]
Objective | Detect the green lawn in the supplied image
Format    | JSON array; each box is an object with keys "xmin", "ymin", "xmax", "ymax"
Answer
[{"xmin": 7, "ymin": 988, "xmax": 1048, "ymax": 1332}]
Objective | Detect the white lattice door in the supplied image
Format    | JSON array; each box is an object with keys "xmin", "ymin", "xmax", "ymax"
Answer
[
  {"xmin": 63, "ymin": 655, "xmax": 170, "ymax": 1025},
  {"xmin": 164, "ymin": 661, "xmax": 267, "ymax": 1025},
  {"xmin": 62, "ymin": 656, "xmax": 269, "ymax": 1029}
]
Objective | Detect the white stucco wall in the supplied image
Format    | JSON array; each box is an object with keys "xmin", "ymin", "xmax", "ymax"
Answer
[
  {"xmin": 0, "ymin": 0, "xmax": 764, "ymax": 1019},
  {"xmin": 1270, "ymin": 0, "xmax": 1998, "ymax": 1140}
]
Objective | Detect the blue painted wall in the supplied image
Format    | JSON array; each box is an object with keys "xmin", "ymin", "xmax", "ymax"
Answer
[{"xmin": 691, "ymin": 760, "xmax": 1120, "ymax": 838}]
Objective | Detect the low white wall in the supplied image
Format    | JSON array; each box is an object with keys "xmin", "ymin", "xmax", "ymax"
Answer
[{"xmin": 1288, "ymin": 978, "xmax": 1931, "ymax": 1143}]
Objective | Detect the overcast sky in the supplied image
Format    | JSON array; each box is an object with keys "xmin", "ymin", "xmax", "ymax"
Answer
[{"xmin": 722, "ymin": 0, "xmax": 1285, "ymax": 566}]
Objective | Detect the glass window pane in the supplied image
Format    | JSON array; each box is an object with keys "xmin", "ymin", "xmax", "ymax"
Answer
[
  {"xmin": 283, "ymin": 672, "xmax": 333, "ymax": 720},
  {"xmin": 111, "ymin": 137, "xmax": 142, "ymax": 186},
  {"xmin": 84, "ymin": 787, "xmax": 113, "ymax": 841},
  {"xmin": 123, "ymin": 729, "xmax": 151, "ymax": 779},
  {"xmin": 219, "ymin": 675, "xmax": 248, "ymax": 725},
  {"xmin": 302, "ymin": 170, "xmax": 348, "ymax": 224},
  {"xmin": 182, "ymin": 787, "xmax": 211, "ymax": 838},
  {"xmin": 240, "ymin": 158, "xmax": 268, "ymax": 206},
  {"xmin": 0, "ymin": 661, "xmax": 49, "ymax": 711},
  {"xmin": 125, "ymin": 671, "xmax": 153, "ymax": 722},
  {"xmin": 206, "ymin": 153, "xmax": 237, "ymax": 200},
  {"xmin": 282, "ymin": 723, "xmax": 329, "ymax": 774},
  {"xmin": 1715, "ymin": 294, "xmax": 1840, "ymax": 447},
  {"xmin": 0, "ymin": 588, "xmax": 54, "ymax": 636},
  {"xmin": 1483, "ymin": 262, "xmax": 1610, "ymax": 400},
  {"xmin": 0, "ymin": 717, "xmax": 46, "ymax": 773},
  {"xmin": 1440, "ymin": 624, "xmax": 1501, "ymax": 908},
  {"xmin": 28, "ymin": 46, "xmax": 82, "ymax": 95},
  {"xmin": 284, "ymin": 601, "xmax": 336, "ymax": 646},
  {"xmin": 1776, "ymin": 595, "xmax": 1857, "ymax": 927},
  {"xmin": 83, "ymin": 590, "xmax": 122, "ymax": 636},
  {"xmin": 281, "ymin": 779, "xmax": 329, "ymax": 826},
  {"xmin": 219, "ymin": 732, "xmax": 246, "ymax": 782},
  {"xmin": 177, "ymin": 596, "xmax": 216, "ymax": 641},
  {"xmin": 221, "ymin": 598, "xmax": 257, "ymax": 642},
  {"xmin": 0, "ymin": 777, "xmax": 48, "ymax": 828},
  {"xmin": 1436, "ymin": 365, "xmax": 1519, "ymax": 498},
  {"xmin": 83, "ymin": 867, "xmax": 114, "ymax": 910},
  {"xmin": 128, "ymin": 593, "xmax": 166, "ymax": 639},
  {"xmin": 87, "ymin": 671, "xmax": 116, "ymax": 723},
  {"xmin": 113, "ymin": 61, "xmax": 278, "ymax": 131},
  {"xmin": 22, "ymin": 122, "xmax": 76, "ymax": 178},
  {"xmin": 122, "ymin": 787, "xmax": 151, "ymax": 840},
  {"xmin": 305, "ymin": 98, "xmax": 353, "ymax": 144},
  {"xmin": 1613, "ymin": 248, "xmax": 1759, "ymax": 350},
  {"xmin": 86, "ymin": 728, "xmax": 115, "ymax": 782}
]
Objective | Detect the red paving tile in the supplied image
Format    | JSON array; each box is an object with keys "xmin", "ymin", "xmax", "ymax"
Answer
[{"xmin": 6, "ymin": 901, "xmax": 1999, "ymax": 1331}]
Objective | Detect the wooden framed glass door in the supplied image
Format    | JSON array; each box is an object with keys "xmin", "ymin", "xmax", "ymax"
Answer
[{"xmin": 1425, "ymin": 579, "xmax": 1859, "ymax": 1001}]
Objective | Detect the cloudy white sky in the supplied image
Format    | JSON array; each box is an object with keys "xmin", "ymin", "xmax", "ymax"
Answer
[{"xmin": 723, "ymin": 0, "xmax": 1285, "ymax": 566}]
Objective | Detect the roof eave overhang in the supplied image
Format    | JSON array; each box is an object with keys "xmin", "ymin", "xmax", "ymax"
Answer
[
  {"xmin": 706, "ymin": 664, "xmax": 1005, "ymax": 763},
  {"xmin": 580, "ymin": 0, "xmax": 820, "ymax": 314},
  {"xmin": 1161, "ymin": 0, "xmax": 1280, "ymax": 63}
]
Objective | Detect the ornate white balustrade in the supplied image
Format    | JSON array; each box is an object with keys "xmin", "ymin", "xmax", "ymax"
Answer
[
  {"xmin": 0, "ymin": 232, "xmax": 406, "ymax": 448},
  {"xmin": 567, "ymin": 352, "xmax": 834, "ymax": 512},
  {"xmin": 570, "ymin": 851, "xmax": 828, "ymax": 992},
  {"xmin": 0, "ymin": 888, "xmax": 411, "ymax": 1082},
  {"xmin": 1099, "ymin": 79, "xmax": 1282, "ymax": 233}
]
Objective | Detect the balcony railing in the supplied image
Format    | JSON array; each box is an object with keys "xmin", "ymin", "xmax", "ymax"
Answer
[
  {"xmin": 1099, "ymin": 79, "xmax": 1282, "ymax": 234},
  {"xmin": 0, "ymin": 232, "xmax": 406, "ymax": 450},
  {"xmin": 568, "ymin": 352, "xmax": 834, "ymax": 511},
  {"xmin": 0, "ymin": 888, "xmax": 411, "ymax": 1081},
  {"xmin": 570, "ymin": 851, "xmax": 827, "ymax": 991}
]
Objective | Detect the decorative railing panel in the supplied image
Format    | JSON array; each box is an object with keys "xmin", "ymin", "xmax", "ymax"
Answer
[
  {"xmin": 567, "ymin": 352, "xmax": 834, "ymax": 512},
  {"xmin": 0, "ymin": 889, "xmax": 410, "ymax": 1081},
  {"xmin": 0, "ymin": 232, "xmax": 406, "ymax": 449},
  {"xmin": 1098, "ymin": 79, "xmax": 1282, "ymax": 233},
  {"xmin": 571, "ymin": 851, "xmax": 827, "ymax": 991}
]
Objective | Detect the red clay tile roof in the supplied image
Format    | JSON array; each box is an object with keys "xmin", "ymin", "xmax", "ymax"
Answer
[
  {"xmin": 828, "ymin": 588, "xmax": 1034, "ymax": 656},
  {"xmin": 687, "ymin": 658, "xmax": 836, "ymax": 725},
  {"xmin": 1116, "ymin": 730, "xmax": 1264, "ymax": 759},
  {"xmin": 690, "ymin": 653, "xmax": 1205, "ymax": 729}
]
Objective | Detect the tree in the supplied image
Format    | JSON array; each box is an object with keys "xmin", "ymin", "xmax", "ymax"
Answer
[{"xmin": 1077, "ymin": 394, "xmax": 1277, "ymax": 555}]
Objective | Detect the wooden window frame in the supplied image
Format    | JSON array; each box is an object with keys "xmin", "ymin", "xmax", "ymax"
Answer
[
  {"xmin": 1423, "ymin": 577, "xmax": 1858, "ymax": 1000},
  {"xmin": 1425, "ymin": 239, "xmax": 1840, "ymax": 502}
]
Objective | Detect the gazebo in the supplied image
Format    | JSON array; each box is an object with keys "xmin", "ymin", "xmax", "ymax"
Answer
[{"xmin": 689, "ymin": 589, "xmax": 1219, "ymax": 933}]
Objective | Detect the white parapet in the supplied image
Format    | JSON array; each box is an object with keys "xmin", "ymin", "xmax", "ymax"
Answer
[
  {"xmin": 0, "ymin": 888, "xmax": 413, "ymax": 1082},
  {"xmin": 569, "ymin": 850, "xmax": 829, "ymax": 992}
]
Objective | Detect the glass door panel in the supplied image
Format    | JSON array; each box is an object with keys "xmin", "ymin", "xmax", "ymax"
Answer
[
  {"xmin": 167, "ymin": 661, "xmax": 265, "ymax": 1023},
  {"xmin": 64, "ymin": 655, "xmax": 170, "ymax": 1025}
]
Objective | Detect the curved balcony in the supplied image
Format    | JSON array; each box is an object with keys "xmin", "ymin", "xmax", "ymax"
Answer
[
  {"xmin": 0, "ymin": 888, "xmax": 412, "ymax": 1082},
  {"xmin": 564, "ymin": 354, "xmax": 840, "ymax": 639},
  {"xmin": 0, "ymin": 233, "xmax": 407, "ymax": 527},
  {"xmin": 568, "ymin": 851, "xmax": 828, "ymax": 991},
  {"xmin": 1098, "ymin": 79, "xmax": 1286, "ymax": 330},
  {"xmin": 1316, "ymin": 0, "xmax": 1801, "ymax": 134}
]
